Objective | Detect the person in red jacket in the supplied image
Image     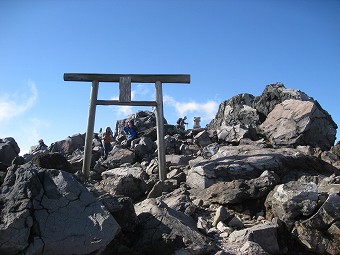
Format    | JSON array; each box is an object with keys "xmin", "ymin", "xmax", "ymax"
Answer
[{"xmin": 102, "ymin": 126, "xmax": 113, "ymax": 159}]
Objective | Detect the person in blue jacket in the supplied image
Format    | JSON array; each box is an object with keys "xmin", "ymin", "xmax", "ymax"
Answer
[{"xmin": 123, "ymin": 120, "xmax": 137, "ymax": 148}]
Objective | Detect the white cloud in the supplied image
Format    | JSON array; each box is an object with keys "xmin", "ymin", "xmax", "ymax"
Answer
[
  {"xmin": 18, "ymin": 117, "xmax": 50, "ymax": 155},
  {"xmin": 0, "ymin": 81, "xmax": 38, "ymax": 122},
  {"xmin": 164, "ymin": 95, "xmax": 219, "ymax": 122}
]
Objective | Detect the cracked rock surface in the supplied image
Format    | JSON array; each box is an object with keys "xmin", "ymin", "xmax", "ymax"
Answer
[{"xmin": 0, "ymin": 165, "xmax": 120, "ymax": 255}]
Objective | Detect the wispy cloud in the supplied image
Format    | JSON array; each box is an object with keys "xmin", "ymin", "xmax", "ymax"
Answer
[
  {"xmin": 18, "ymin": 117, "xmax": 50, "ymax": 155},
  {"xmin": 0, "ymin": 81, "xmax": 38, "ymax": 122},
  {"xmin": 164, "ymin": 95, "xmax": 219, "ymax": 122}
]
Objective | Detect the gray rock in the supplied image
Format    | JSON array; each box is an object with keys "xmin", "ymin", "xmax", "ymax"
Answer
[
  {"xmin": 292, "ymin": 193, "xmax": 340, "ymax": 255},
  {"xmin": 162, "ymin": 187, "xmax": 197, "ymax": 216},
  {"xmin": 260, "ymin": 99, "xmax": 337, "ymax": 150},
  {"xmin": 134, "ymin": 198, "xmax": 217, "ymax": 254},
  {"xmin": 198, "ymin": 170, "xmax": 279, "ymax": 205},
  {"xmin": 265, "ymin": 181, "xmax": 319, "ymax": 229},
  {"xmin": 0, "ymin": 137, "xmax": 20, "ymax": 170},
  {"xmin": 0, "ymin": 166, "xmax": 120, "ymax": 255},
  {"xmin": 253, "ymin": 82, "xmax": 313, "ymax": 122},
  {"xmin": 217, "ymin": 124, "xmax": 255, "ymax": 144},
  {"xmin": 100, "ymin": 166, "xmax": 150, "ymax": 201},
  {"xmin": 207, "ymin": 93, "xmax": 258, "ymax": 129},
  {"xmin": 228, "ymin": 215, "xmax": 244, "ymax": 229},
  {"xmin": 239, "ymin": 241, "xmax": 269, "ymax": 255},
  {"xmin": 166, "ymin": 154, "xmax": 195, "ymax": 166},
  {"xmin": 194, "ymin": 130, "xmax": 212, "ymax": 147},
  {"xmin": 103, "ymin": 146, "xmax": 135, "ymax": 168},
  {"xmin": 101, "ymin": 195, "xmax": 139, "ymax": 233},
  {"xmin": 50, "ymin": 133, "xmax": 85, "ymax": 155},
  {"xmin": 31, "ymin": 152, "xmax": 73, "ymax": 173},
  {"xmin": 147, "ymin": 179, "xmax": 179, "ymax": 199},
  {"xmin": 229, "ymin": 223, "xmax": 280, "ymax": 254},
  {"xmin": 212, "ymin": 206, "xmax": 230, "ymax": 227}
]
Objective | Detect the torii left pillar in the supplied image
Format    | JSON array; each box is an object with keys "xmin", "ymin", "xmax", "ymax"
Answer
[{"xmin": 64, "ymin": 73, "xmax": 190, "ymax": 181}]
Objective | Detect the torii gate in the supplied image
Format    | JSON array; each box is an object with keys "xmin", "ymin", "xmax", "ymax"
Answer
[{"xmin": 63, "ymin": 73, "xmax": 190, "ymax": 180}]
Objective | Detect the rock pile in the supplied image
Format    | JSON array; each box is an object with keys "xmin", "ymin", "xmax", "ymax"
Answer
[{"xmin": 0, "ymin": 83, "xmax": 339, "ymax": 255}]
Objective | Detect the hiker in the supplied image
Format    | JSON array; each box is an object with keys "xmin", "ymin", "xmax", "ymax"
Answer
[
  {"xmin": 176, "ymin": 116, "xmax": 188, "ymax": 130},
  {"xmin": 31, "ymin": 139, "xmax": 48, "ymax": 153},
  {"xmin": 102, "ymin": 126, "xmax": 113, "ymax": 159},
  {"xmin": 123, "ymin": 120, "xmax": 137, "ymax": 148}
]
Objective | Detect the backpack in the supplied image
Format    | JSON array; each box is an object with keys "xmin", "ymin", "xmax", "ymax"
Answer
[{"xmin": 177, "ymin": 118, "xmax": 182, "ymax": 125}]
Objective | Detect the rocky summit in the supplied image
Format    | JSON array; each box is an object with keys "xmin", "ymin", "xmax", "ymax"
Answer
[{"xmin": 0, "ymin": 83, "xmax": 339, "ymax": 255}]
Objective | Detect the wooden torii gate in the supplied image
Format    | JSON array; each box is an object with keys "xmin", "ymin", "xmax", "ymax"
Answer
[{"xmin": 64, "ymin": 73, "xmax": 190, "ymax": 181}]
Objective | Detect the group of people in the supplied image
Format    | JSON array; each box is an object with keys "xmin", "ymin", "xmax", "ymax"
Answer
[
  {"xmin": 101, "ymin": 116, "xmax": 190, "ymax": 159},
  {"xmin": 32, "ymin": 116, "xmax": 189, "ymax": 160},
  {"xmin": 100, "ymin": 119, "xmax": 138, "ymax": 159}
]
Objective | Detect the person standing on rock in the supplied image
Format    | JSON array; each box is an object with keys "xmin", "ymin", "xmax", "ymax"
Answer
[
  {"xmin": 176, "ymin": 116, "xmax": 188, "ymax": 130},
  {"xmin": 102, "ymin": 126, "xmax": 113, "ymax": 159},
  {"xmin": 123, "ymin": 120, "xmax": 137, "ymax": 148},
  {"xmin": 32, "ymin": 139, "xmax": 48, "ymax": 153}
]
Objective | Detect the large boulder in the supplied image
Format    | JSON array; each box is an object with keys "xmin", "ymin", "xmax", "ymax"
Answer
[
  {"xmin": 217, "ymin": 124, "xmax": 257, "ymax": 144},
  {"xmin": 292, "ymin": 193, "xmax": 340, "ymax": 255},
  {"xmin": 50, "ymin": 133, "xmax": 85, "ymax": 155},
  {"xmin": 99, "ymin": 166, "xmax": 151, "ymax": 201},
  {"xmin": 265, "ymin": 181, "xmax": 319, "ymax": 229},
  {"xmin": 102, "ymin": 146, "xmax": 136, "ymax": 169},
  {"xmin": 0, "ymin": 137, "xmax": 20, "ymax": 170},
  {"xmin": 0, "ymin": 165, "xmax": 120, "ymax": 255},
  {"xmin": 186, "ymin": 144, "xmax": 335, "ymax": 190},
  {"xmin": 31, "ymin": 152, "xmax": 73, "ymax": 173},
  {"xmin": 198, "ymin": 170, "xmax": 279, "ymax": 206},
  {"xmin": 253, "ymin": 83, "xmax": 313, "ymax": 122},
  {"xmin": 133, "ymin": 198, "xmax": 217, "ymax": 254},
  {"xmin": 207, "ymin": 93, "xmax": 258, "ymax": 130},
  {"xmin": 260, "ymin": 99, "xmax": 337, "ymax": 150},
  {"xmin": 229, "ymin": 223, "xmax": 280, "ymax": 254}
]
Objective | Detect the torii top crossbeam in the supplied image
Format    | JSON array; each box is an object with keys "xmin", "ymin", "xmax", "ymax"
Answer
[
  {"xmin": 64, "ymin": 73, "xmax": 190, "ymax": 181},
  {"xmin": 64, "ymin": 73, "xmax": 190, "ymax": 83}
]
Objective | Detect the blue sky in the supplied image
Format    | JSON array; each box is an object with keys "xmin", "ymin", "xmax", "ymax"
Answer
[{"xmin": 1, "ymin": 0, "xmax": 339, "ymax": 154}]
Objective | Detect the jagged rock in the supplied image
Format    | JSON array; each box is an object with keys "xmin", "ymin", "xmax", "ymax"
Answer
[
  {"xmin": 253, "ymin": 83, "xmax": 313, "ymax": 122},
  {"xmin": 101, "ymin": 195, "xmax": 139, "ymax": 233},
  {"xmin": 147, "ymin": 179, "xmax": 179, "ymax": 199},
  {"xmin": 100, "ymin": 166, "xmax": 151, "ymax": 201},
  {"xmin": 194, "ymin": 130, "xmax": 212, "ymax": 147},
  {"xmin": 0, "ymin": 165, "xmax": 120, "ymax": 255},
  {"xmin": 145, "ymin": 158, "xmax": 159, "ymax": 175},
  {"xmin": 239, "ymin": 241, "xmax": 269, "ymax": 255},
  {"xmin": 229, "ymin": 223, "xmax": 280, "ymax": 254},
  {"xmin": 197, "ymin": 170, "xmax": 279, "ymax": 206},
  {"xmin": 217, "ymin": 124, "xmax": 256, "ymax": 144},
  {"xmin": 0, "ymin": 137, "xmax": 20, "ymax": 170},
  {"xmin": 50, "ymin": 133, "xmax": 85, "ymax": 155},
  {"xmin": 133, "ymin": 198, "xmax": 217, "ymax": 254},
  {"xmin": 228, "ymin": 215, "xmax": 244, "ymax": 229},
  {"xmin": 212, "ymin": 206, "xmax": 230, "ymax": 227},
  {"xmin": 265, "ymin": 181, "xmax": 319, "ymax": 230},
  {"xmin": 103, "ymin": 146, "xmax": 136, "ymax": 169},
  {"xmin": 31, "ymin": 152, "xmax": 73, "ymax": 173},
  {"xmin": 133, "ymin": 136, "xmax": 155, "ymax": 159},
  {"xmin": 187, "ymin": 144, "xmax": 334, "ymax": 190},
  {"xmin": 331, "ymin": 141, "xmax": 340, "ymax": 158},
  {"xmin": 166, "ymin": 154, "xmax": 195, "ymax": 166},
  {"xmin": 162, "ymin": 187, "xmax": 197, "ymax": 216},
  {"xmin": 202, "ymin": 143, "xmax": 219, "ymax": 159},
  {"xmin": 260, "ymin": 99, "xmax": 337, "ymax": 150},
  {"xmin": 207, "ymin": 93, "xmax": 258, "ymax": 129},
  {"xmin": 292, "ymin": 193, "xmax": 340, "ymax": 255}
]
